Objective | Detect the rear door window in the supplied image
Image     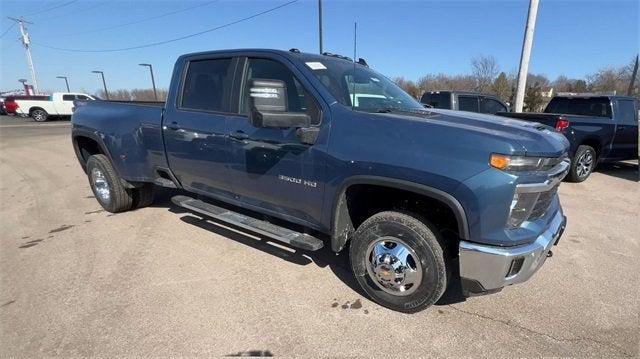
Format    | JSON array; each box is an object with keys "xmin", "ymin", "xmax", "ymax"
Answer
[
  {"xmin": 458, "ymin": 96, "xmax": 479, "ymax": 112},
  {"xmin": 62, "ymin": 94, "xmax": 75, "ymax": 101},
  {"xmin": 181, "ymin": 58, "xmax": 235, "ymax": 112},
  {"xmin": 616, "ymin": 100, "xmax": 637, "ymax": 125}
]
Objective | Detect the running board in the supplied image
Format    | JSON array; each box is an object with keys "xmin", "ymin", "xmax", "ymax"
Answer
[{"xmin": 171, "ymin": 195, "xmax": 324, "ymax": 251}]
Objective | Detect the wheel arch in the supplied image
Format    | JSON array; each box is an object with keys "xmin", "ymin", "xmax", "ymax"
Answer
[
  {"xmin": 28, "ymin": 106, "xmax": 47, "ymax": 114},
  {"xmin": 71, "ymin": 130, "xmax": 114, "ymax": 173},
  {"xmin": 580, "ymin": 137, "xmax": 602, "ymax": 159},
  {"xmin": 330, "ymin": 175, "xmax": 469, "ymax": 252}
]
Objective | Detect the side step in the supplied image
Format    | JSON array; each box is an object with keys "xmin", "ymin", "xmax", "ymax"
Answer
[{"xmin": 171, "ymin": 195, "xmax": 324, "ymax": 251}]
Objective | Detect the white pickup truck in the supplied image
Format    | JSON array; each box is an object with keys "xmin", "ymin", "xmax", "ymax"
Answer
[{"xmin": 15, "ymin": 92, "xmax": 95, "ymax": 121}]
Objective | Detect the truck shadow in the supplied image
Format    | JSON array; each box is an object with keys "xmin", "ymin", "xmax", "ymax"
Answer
[
  {"xmin": 152, "ymin": 187, "xmax": 466, "ymax": 306},
  {"xmin": 595, "ymin": 161, "xmax": 639, "ymax": 182}
]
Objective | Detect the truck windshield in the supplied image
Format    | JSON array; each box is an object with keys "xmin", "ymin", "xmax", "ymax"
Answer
[
  {"xmin": 302, "ymin": 57, "xmax": 426, "ymax": 113},
  {"xmin": 545, "ymin": 97, "xmax": 612, "ymax": 118}
]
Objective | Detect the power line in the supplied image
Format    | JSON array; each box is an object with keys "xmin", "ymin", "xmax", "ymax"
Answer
[
  {"xmin": 49, "ymin": 0, "xmax": 219, "ymax": 38},
  {"xmin": 39, "ymin": 2, "xmax": 108, "ymax": 22},
  {"xmin": 23, "ymin": 0, "xmax": 79, "ymax": 17},
  {"xmin": 0, "ymin": 23, "xmax": 15, "ymax": 38},
  {"xmin": 32, "ymin": 0, "xmax": 299, "ymax": 53}
]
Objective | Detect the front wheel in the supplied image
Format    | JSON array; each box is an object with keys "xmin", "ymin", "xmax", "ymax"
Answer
[
  {"xmin": 349, "ymin": 211, "xmax": 449, "ymax": 313},
  {"xmin": 567, "ymin": 145, "xmax": 596, "ymax": 182},
  {"xmin": 30, "ymin": 109, "xmax": 48, "ymax": 122}
]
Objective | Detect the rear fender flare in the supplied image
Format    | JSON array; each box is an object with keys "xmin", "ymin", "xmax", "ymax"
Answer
[{"xmin": 71, "ymin": 129, "xmax": 115, "ymax": 173}]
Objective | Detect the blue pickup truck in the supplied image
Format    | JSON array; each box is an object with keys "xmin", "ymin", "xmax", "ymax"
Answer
[
  {"xmin": 497, "ymin": 95, "xmax": 638, "ymax": 182},
  {"xmin": 72, "ymin": 49, "xmax": 569, "ymax": 312}
]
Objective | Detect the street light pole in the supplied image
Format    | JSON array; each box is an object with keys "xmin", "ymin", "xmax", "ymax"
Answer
[
  {"xmin": 56, "ymin": 76, "xmax": 70, "ymax": 92},
  {"xmin": 92, "ymin": 70, "xmax": 109, "ymax": 100},
  {"xmin": 514, "ymin": 0, "xmax": 539, "ymax": 112},
  {"xmin": 318, "ymin": 0, "xmax": 323, "ymax": 54},
  {"xmin": 139, "ymin": 63, "xmax": 158, "ymax": 101}
]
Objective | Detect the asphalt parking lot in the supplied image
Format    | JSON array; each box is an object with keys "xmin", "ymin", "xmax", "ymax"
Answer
[{"xmin": 0, "ymin": 114, "xmax": 637, "ymax": 357}]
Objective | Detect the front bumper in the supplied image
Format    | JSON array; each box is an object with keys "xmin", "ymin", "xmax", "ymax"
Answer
[{"xmin": 459, "ymin": 207, "xmax": 566, "ymax": 296}]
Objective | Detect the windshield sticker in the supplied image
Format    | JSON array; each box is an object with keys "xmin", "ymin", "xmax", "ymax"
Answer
[{"xmin": 305, "ymin": 62, "xmax": 327, "ymax": 70}]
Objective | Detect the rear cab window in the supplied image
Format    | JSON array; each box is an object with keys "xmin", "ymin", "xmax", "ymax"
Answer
[
  {"xmin": 545, "ymin": 97, "xmax": 612, "ymax": 118},
  {"xmin": 180, "ymin": 58, "xmax": 235, "ymax": 113},
  {"xmin": 62, "ymin": 94, "xmax": 75, "ymax": 101}
]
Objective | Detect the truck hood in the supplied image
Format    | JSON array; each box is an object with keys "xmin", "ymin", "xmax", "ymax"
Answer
[{"xmin": 389, "ymin": 108, "xmax": 569, "ymax": 157}]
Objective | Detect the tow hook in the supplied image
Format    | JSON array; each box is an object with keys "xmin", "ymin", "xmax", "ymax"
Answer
[{"xmin": 546, "ymin": 250, "xmax": 553, "ymax": 258}]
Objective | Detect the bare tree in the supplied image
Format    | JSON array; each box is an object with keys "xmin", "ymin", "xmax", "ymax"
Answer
[
  {"xmin": 95, "ymin": 88, "xmax": 168, "ymax": 101},
  {"xmin": 471, "ymin": 55, "xmax": 499, "ymax": 93},
  {"xmin": 393, "ymin": 77, "xmax": 421, "ymax": 98},
  {"xmin": 417, "ymin": 73, "xmax": 476, "ymax": 93}
]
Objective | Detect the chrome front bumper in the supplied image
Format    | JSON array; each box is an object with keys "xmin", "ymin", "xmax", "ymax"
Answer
[{"xmin": 458, "ymin": 208, "xmax": 566, "ymax": 295}]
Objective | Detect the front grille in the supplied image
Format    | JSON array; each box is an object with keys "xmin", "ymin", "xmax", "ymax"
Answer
[{"xmin": 529, "ymin": 185, "xmax": 558, "ymax": 220}]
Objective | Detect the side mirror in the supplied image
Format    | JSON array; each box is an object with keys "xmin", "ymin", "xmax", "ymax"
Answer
[{"xmin": 249, "ymin": 79, "xmax": 311, "ymax": 129}]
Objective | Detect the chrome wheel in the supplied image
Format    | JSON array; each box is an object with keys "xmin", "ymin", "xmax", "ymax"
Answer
[
  {"xmin": 365, "ymin": 237, "xmax": 423, "ymax": 296},
  {"xmin": 576, "ymin": 150, "xmax": 594, "ymax": 178},
  {"xmin": 91, "ymin": 167, "xmax": 111, "ymax": 202}
]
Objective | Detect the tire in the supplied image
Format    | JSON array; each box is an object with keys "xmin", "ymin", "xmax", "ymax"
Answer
[
  {"xmin": 30, "ymin": 108, "xmax": 48, "ymax": 122},
  {"xmin": 86, "ymin": 154, "xmax": 133, "ymax": 213},
  {"xmin": 349, "ymin": 211, "xmax": 448, "ymax": 313},
  {"xmin": 567, "ymin": 145, "xmax": 596, "ymax": 182},
  {"xmin": 132, "ymin": 183, "xmax": 155, "ymax": 208}
]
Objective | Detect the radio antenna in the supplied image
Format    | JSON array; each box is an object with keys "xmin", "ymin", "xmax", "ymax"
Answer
[{"xmin": 351, "ymin": 22, "xmax": 357, "ymax": 110}]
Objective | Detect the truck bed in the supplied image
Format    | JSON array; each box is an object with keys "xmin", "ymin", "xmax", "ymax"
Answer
[{"xmin": 72, "ymin": 100, "xmax": 168, "ymax": 182}]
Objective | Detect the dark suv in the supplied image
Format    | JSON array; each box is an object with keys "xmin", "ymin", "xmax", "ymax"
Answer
[{"xmin": 421, "ymin": 91, "xmax": 509, "ymax": 114}]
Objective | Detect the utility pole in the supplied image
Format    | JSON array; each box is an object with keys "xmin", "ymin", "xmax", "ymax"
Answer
[
  {"xmin": 514, "ymin": 0, "xmax": 539, "ymax": 112},
  {"xmin": 92, "ymin": 71, "xmax": 109, "ymax": 100},
  {"xmin": 8, "ymin": 17, "xmax": 38, "ymax": 94},
  {"xmin": 139, "ymin": 63, "xmax": 158, "ymax": 101},
  {"xmin": 318, "ymin": 0, "xmax": 323, "ymax": 54},
  {"xmin": 627, "ymin": 54, "xmax": 639, "ymax": 96},
  {"xmin": 56, "ymin": 76, "xmax": 70, "ymax": 92}
]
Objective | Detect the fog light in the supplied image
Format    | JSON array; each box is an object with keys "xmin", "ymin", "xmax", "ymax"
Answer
[
  {"xmin": 507, "ymin": 257, "xmax": 525, "ymax": 277},
  {"xmin": 508, "ymin": 192, "xmax": 540, "ymax": 228}
]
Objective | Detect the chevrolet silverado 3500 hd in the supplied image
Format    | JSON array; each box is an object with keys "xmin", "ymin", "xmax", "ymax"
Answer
[{"xmin": 71, "ymin": 49, "xmax": 569, "ymax": 312}]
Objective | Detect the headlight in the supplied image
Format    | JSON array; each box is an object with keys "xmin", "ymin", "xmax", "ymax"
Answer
[
  {"xmin": 490, "ymin": 154, "xmax": 551, "ymax": 172},
  {"xmin": 507, "ymin": 192, "xmax": 540, "ymax": 228}
]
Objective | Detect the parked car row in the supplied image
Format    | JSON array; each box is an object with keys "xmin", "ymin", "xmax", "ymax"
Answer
[{"xmin": 2, "ymin": 92, "xmax": 94, "ymax": 121}]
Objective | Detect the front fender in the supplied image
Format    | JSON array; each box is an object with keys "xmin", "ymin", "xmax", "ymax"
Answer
[{"xmin": 329, "ymin": 175, "xmax": 470, "ymax": 252}]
